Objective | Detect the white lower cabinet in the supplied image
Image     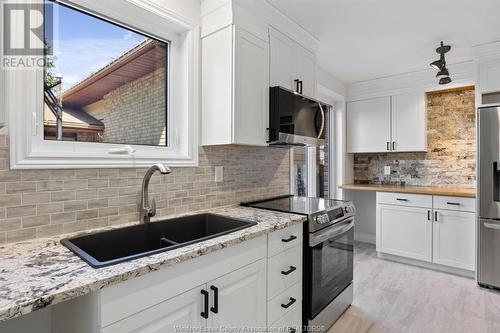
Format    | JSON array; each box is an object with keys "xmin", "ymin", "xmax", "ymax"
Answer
[
  {"xmin": 376, "ymin": 192, "xmax": 476, "ymax": 272},
  {"xmin": 207, "ymin": 259, "xmax": 267, "ymax": 330},
  {"xmin": 102, "ymin": 286, "xmax": 205, "ymax": 333},
  {"xmin": 376, "ymin": 204, "xmax": 432, "ymax": 262},
  {"xmin": 433, "ymin": 210, "xmax": 476, "ymax": 271}
]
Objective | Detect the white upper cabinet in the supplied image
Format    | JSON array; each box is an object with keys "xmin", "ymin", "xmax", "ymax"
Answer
[
  {"xmin": 202, "ymin": 25, "xmax": 269, "ymax": 146},
  {"xmin": 347, "ymin": 92, "xmax": 426, "ymax": 153},
  {"xmin": 269, "ymin": 27, "xmax": 317, "ymax": 97},
  {"xmin": 295, "ymin": 45, "xmax": 316, "ymax": 97},
  {"xmin": 479, "ymin": 59, "xmax": 500, "ymax": 94},
  {"xmin": 347, "ymin": 97, "xmax": 391, "ymax": 153},
  {"xmin": 391, "ymin": 92, "xmax": 427, "ymax": 152}
]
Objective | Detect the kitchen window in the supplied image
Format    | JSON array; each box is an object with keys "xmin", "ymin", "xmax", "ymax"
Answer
[
  {"xmin": 6, "ymin": 0, "xmax": 199, "ymax": 168},
  {"xmin": 44, "ymin": 2, "xmax": 169, "ymax": 147}
]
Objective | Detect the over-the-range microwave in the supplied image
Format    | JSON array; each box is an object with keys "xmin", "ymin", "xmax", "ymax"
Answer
[{"xmin": 268, "ymin": 86, "xmax": 330, "ymax": 146}]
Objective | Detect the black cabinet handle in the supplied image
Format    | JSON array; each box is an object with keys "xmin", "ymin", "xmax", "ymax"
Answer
[
  {"xmin": 446, "ymin": 202, "xmax": 461, "ymax": 206},
  {"xmin": 392, "ymin": 141, "xmax": 396, "ymax": 150},
  {"xmin": 435, "ymin": 211, "xmax": 438, "ymax": 222},
  {"xmin": 201, "ymin": 289, "xmax": 209, "ymax": 319},
  {"xmin": 281, "ymin": 266, "xmax": 297, "ymax": 276},
  {"xmin": 281, "ymin": 297, "xmax": 296, "ymax": 309},
  {"xmin": 294, "ymin": 79, "xmax": 300, "ymax": 93},
  {"xmin": 387, "ymin": 142, "xmax": 390, "ymax": 151},
  {"xmin": 427, "ymin": 210, "xmax": 431, "ymax": 221},
  {"xmin": 210, "ymin": 285, "xmax": 218, "ymax": 314},
  {"xmin": 396, "ymin": 198, "xmax": 409, "ymax": 202},
  {"xmin": 289, "ymin": 328, "xmax": 297, "ymax": 333},
  {"xmin": 281, "ymin": 235, "xmax": 297, "ymax": 243},
  {"xmin": 299, "ymin": 80, "xmax": 303, "ymax": 94}
]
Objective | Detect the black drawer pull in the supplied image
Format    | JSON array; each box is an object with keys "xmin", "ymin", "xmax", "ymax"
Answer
[
  {"xmin": 281, "ymin": 235, "xmax": 297, "ymax": 243},
  {"xmin": 281, "ymin": 297, "xmax": 296, "ymax": 309},
  {"xmin": 446, "ymin": 202, "xmax": 461, "ymax": 206},
  {"xmin": 201, "ymin": 289, "xmax": 209, "ymax": 319},
  {"xmin": 289, "ymin": 328, "xmax": 297, "ymax": 333},
  {"xmin": 210, "ymin": 285, "xmax": 218, "ymax": 314},
  {"xmin": 396, "ymin": 198, "xmax": 409, "ymax": 202},
  {"xmin": 281, "ymin": 266, "xmax": 297, "ymax": 276}
]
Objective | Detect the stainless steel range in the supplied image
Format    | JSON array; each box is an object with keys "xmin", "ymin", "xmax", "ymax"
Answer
[{"xmin": 242, "ymin": 195, "xmax": 355, "ymax": 331}]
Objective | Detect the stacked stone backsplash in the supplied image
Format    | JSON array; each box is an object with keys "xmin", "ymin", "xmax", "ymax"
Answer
[
  {"xmin": 0, "ymin": 138, "xmax": 290, "ymax": 244},
  {"xmin": 354, "ymin": 88, "xmax": 476, "ymax": 186}
]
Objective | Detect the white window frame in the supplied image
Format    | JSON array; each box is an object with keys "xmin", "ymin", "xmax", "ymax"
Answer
[{"xmin": 5, "ymin": 0, "xmax": 199, "ymax": 169}]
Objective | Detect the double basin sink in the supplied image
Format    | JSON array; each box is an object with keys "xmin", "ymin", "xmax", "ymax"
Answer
[{"xmin": 61, "ymin": 213, "xmax": 257, "ymax": 268}]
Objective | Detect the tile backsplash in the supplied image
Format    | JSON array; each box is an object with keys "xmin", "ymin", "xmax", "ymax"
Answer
[
  {"xmin": 354, "ymin": 88, "xmax": 476, "ymax": 186},
  {"xmin": 0, "ymin": 137, "xmax": 290, "ymax": 244}
]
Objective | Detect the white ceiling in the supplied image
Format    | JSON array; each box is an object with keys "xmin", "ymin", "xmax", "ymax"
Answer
[{"xmin": 267, "ymin": 0, "xmax": 500, "ymax": 84}]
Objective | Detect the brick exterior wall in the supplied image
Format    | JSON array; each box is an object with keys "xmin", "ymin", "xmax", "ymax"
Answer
[
  {"xmin": 353, "ymin": 88, "xmax": 476, "ymax": 186},
  {"xmin": 93, "ymin": 67, "xmax": 167, "ymax": 146},
  {"xmin": 0, "ymin": 138, "xmax": 290, "ymax": 244}
]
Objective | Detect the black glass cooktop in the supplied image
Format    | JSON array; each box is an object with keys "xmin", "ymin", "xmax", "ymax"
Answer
[{"xmin": 242, "ymin": 195, "xmax": 347, "ymax": 216}]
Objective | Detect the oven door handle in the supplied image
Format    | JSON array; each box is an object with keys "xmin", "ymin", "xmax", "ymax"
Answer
[{"xmin": 309, "ymin": 218, "xmax": 354, "ymax": 247}]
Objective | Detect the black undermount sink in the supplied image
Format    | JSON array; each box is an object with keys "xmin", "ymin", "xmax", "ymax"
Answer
[{"xmin": 61, "ymin": 213, "xmax": 257, "ymax": 268}]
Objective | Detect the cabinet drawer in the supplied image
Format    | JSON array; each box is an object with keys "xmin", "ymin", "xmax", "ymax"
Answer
[
  {"xmin": 433, "ymin": 195, "xmax": 475, "ymax": 212},
  {"xmin": 268, "ymin": 224, "xmax": 303, "ymax": 257},
  {"xmin": 267, "ymin": 281, "xmax": 302, "ymax": 325},
  {"xmin": 267, "ymin": 244, "xmax": 302, "ymax": 300},
  {"xmin": 376, "ymin": 192, "xmax": 432, "ymax": 208},
  {"xmin": 268, "ymin": 302, "xmax": 302, "ymax": 332}
]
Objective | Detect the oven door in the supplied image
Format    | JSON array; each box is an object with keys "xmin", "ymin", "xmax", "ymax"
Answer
[{"xmin": 306, "ymin": 217, "xmax": 354, "ymax": 320}]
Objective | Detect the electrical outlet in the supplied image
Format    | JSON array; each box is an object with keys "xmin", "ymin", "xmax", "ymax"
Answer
[
  {"xmin": 384, "ymin": 166, "xmax": 391, "ymax": 176},
  {"xmin": 215, "ymin": 166, "xmax": 224, "ymax": 182}
]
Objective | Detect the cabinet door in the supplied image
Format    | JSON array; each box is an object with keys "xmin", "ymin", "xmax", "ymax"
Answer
[
  {"xmin": 376, "ymin": 204, "xmax": 432, "ymax": 262},
  {"xmin": 295, "ymin": 44, "xmax": 316, "ymax": 97},
  {"xmin": 479, "ymin": 59, "xmax": 500, "ymax": 94},
  {"xmin": 269, "ymin": 27, "xmax": 296, "ymax": 91},
  {"xmin": 233, "ymin": 27, "xmax": 269, "ymax": 146},
  {"xmin": 433, "ymin": 210, "xmax": 475, "ymax": 271},
  {"xmin": 391, "ymin": 92, "xmax": 426, "ymax": 152},
  {"xmin": 347, "ymin": 97, "xmax": 391, "ymax": 153},
  {"xmin": 102, "ymin": 286, "xmax": 206, "ymax": 333},
  {"xmin": 201, "ymin": 25, "xmax": 233, "ymax": 145},
  {"xmin": 207, "ymin": 258, "xmax": 267, "ymax": 330}
]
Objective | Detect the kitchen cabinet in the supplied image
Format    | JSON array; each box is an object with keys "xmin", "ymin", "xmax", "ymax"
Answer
[
  {"xmin": 270, "ymin": 27, "xmax": 316, "ymax": 97},
  {"xmin": 391, "ymin": 92, "xmax": 427, "ymax": 152},
  {"xmin": 376, "ymin": 203, "xmax": 432, "ymax": 262},
  {"xmin": 433, "ymin": 210, "xmax": 475, "ymax": 271},
  {"xmin": 102, "ymin": 286, "xmax": 205, "ymax": 333},
  {"xmin": 376, "ymin": 192, "xmax": 476, "ymax": 272},
  {"xmin": 347, "ymin": 97, "xmax": 392, "ymax": 153},
  {"xmin": 202, "ymin": 25, "xmax": 269, "ymax": 146},
  {"xmin": 208, "ymin": 259, "xmax": 267, "ymax": 330},
  {"xmin": 103, "ymin": 259, "xmax": 266, "ymax": 333},
  {"xmin": 347, "ymin": 92, "xmax": 426, "ymax": 153},
  {"xmin": 479, "ymin": 59, "xmax": 500, "ymax": 94}
]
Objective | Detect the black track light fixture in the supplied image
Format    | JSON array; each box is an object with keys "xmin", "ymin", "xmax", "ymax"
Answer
[
  {"xmin": 439, "ymin": 76, "xmax": 452, "ymax": 85},
  {"xmin": 430, "ymin": 41, "xmax": 452, "ymax": 85},
  {"xmin": 436, "ymin": 67, "xmax": 449, "ymax": 78}
]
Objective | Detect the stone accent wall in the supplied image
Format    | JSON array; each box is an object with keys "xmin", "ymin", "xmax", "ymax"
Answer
[
  {"xmin": 0, "ymin": 138, "xmax": 290, "ymax": 244},
  {"xmin": 99, "ymin": 67, "xmax": 166, "ymax": 146},
  {"xmin": 353, "ymin": 88, "xmax": 476, "ymax": 186}
]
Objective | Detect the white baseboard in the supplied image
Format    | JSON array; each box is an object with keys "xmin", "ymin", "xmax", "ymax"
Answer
[
  {"xmin": 354, "ymin": 232, "xmax": 375, "ymax": 244},
  {"xmin": 377, "ymin": 252, "xmax": 475, "ymax": 278}
]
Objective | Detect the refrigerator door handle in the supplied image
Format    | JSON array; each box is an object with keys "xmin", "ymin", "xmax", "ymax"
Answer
[{"xmin": 484, "ymin": 222, "xmax": 500, "ymax": 230}]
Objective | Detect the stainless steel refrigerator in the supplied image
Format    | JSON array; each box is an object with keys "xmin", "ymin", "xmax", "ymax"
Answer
[{"xmin": 478, "ymin": 105, "xmax": 500, "ymax": 288}]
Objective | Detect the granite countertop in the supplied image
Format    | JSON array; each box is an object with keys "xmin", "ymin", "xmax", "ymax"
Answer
[
  {"xmin": 339, "ymin": 183, "xmax": 476, "ymax": 198},
  {"xmin": 0, "ymin": 206, "xmax": 306, "ymax": 322}
]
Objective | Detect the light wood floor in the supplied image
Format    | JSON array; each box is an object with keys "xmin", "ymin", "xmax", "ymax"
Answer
[{"xmin": 329, "ymin": 242, "xmax": 500, "ymax": 333}]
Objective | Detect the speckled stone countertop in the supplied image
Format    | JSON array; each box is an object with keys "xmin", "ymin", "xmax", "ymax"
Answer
[{"xmin": 0, "ymin": 206, "xmax": 306, "ymax": 322}]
